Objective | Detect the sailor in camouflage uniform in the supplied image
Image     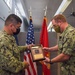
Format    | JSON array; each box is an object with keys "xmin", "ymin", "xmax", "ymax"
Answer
[
  {"xmin": 0, "ymin": 14, "xmax": 32, "ymax": 75},
  {"xmin": 43, "ymin": 14, "xmax": 75, "ymax": 75}
]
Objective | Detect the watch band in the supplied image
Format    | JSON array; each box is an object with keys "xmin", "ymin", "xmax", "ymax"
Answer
[{"xmin": 50, "ymin": 60, "xmax": 53, "ymax": 64}]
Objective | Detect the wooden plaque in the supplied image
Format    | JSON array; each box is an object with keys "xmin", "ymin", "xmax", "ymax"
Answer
[{"xmin": 31, "ymin": 45, "xmax": 45, "ymax": 62}]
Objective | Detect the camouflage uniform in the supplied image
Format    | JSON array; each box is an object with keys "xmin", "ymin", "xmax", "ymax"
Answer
[
  {"xmin": 0, "ymin": 31, "xmax": 27, "ymax": 75},
  {"xmin": 58, "ymin": 25, "xmax": 75, "ymax": 75}
]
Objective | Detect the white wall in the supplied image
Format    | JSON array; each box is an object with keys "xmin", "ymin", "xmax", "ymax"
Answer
[
  {"xmin": 0, "ymin": 18, "xmax": 4, "ymax": 30},
  {"xmin": 0, "ymin": 0, "xmax": 11, "ymax": 20},
  {"xmin": 0, "ymin": 0, "xmax": 11, "ymax": 30},
  {"xmin": 0, "ymin": 0, "xmax": 27, "ymax": 32}
]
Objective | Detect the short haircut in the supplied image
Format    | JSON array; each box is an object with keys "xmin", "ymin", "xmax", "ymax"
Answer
[
  {"xmin": 5, "ymin": 14, "xmax": 22, "ymax": 26},
  {"xmin": 52, "ymin": 14, "xmax": 67, "ymax": 23}
]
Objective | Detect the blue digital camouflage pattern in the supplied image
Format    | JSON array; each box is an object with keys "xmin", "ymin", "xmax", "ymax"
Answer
[
  {"xmin": 0, "ymin": 31, "xmax": 27, "ymax": 75},
  {"xmin": 58, "ymin": 25, "xmax": 75, "ymax": 75}
]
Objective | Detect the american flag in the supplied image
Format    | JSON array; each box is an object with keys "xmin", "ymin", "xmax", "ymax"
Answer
[
  {"xmin": 24, "ymin": 16, "xmax": 37, "ymax": 75},
  {"xmin": 26, "ymin": 17, "xmax": 35, "ymax": 45}
]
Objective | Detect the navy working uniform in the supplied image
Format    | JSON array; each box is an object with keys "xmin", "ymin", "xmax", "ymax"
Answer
[
  {"xmin": 0, "ymin": 31, "xmax": 27, "ymax": 75},
  {"xmin": 58, "ymin": 25, "xmax": 75, "ymax": 75}
]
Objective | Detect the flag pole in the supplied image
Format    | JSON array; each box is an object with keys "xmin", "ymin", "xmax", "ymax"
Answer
[
  {"xmin": 44, "ymin": 5, "xmax": 51, "ymax": 70},
  {"xmin": 29, "ymin": 6, "xmax": 32, "ymax": 17},
  {"xmin": 44, "ymin": 6, "xmax": 47, "ymax": 16},
  {"xmin": 25, "ymin": 7, "xmax": 37, "ymax": 75},
  {"xmin": 40, "ymin": 6, "xmax": 51, "ymax": 75}
]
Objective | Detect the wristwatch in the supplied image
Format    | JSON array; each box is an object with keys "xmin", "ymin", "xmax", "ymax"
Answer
[{"xmin": 50, "ymin": 59, "xmax": 53, "ymax": 64}]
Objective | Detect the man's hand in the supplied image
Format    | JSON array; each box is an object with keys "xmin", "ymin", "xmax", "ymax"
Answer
[
  {"xmin": 24, "ymin": 61, "xmax": 29, "ymax": 69},
  {"xmin": 44, "ymin": 57, "xmax": 53, "ymax": 64},
  {"xmin": 26, "ymin": 44, "xmax": 34, "ymax": 50},
  {"xmin": 44, "ymin": 57, "xmax": 50, "ymax": 63},
  {"xmin": 43, "ymin": 47, "xmax": 50, "ymax": 52}
]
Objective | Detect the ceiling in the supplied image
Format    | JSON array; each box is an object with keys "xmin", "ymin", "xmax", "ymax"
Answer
[{"xmin": 19, "ymin": 0, "xmax": 75, "ymax": 31}]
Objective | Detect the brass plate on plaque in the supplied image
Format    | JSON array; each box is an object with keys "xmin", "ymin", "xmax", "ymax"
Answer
[{"xmin": 31, "ymin": 45, "xmax": 45, "ymax": 62}]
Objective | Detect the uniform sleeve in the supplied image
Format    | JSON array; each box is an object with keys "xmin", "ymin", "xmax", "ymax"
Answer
[
  {"xmin": 12, "ymin": 36, "xmax": 28, "ymax": 53},
  {"xmin": 62, "ymin": 33, "xmax": 75, "ymax": 55},
  {"xmin": 0, "ymin": 38, "xmax": 27, "ymax": 73},
  {"xmin": 0, "ymin": 49, "xmax": 26, "ymax": 73},
  {"xmin": 18, "ymin": 46, "xmax": 27, "ymax": 52}
]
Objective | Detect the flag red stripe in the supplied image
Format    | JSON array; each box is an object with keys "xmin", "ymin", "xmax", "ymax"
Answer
[
  {"xmin": 28, "ymin": 54, "xmax": 37, "ymax": 75},
  {"xmin": 27, "ymin": 67, "xmax": 32, "ymax": 75},
  {"xmin": 24, "ymin": 55, "xmax": 31, "ymax": 75}
]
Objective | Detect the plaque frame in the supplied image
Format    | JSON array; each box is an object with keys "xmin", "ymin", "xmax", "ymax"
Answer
[{"xmin": 31, "ymin": 45, "xmax": 45, "ymax": 62}]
